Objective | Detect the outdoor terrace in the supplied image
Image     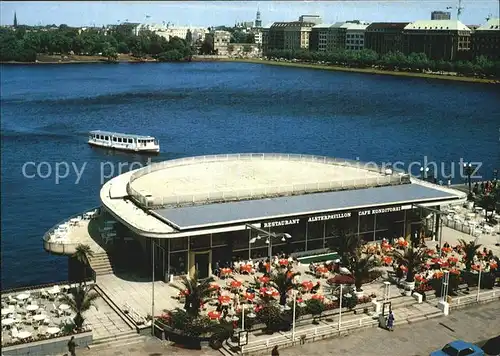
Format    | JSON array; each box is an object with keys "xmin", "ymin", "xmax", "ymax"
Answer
[{"xmin": 42, "ymin": 208, "xmax": 107, "ymax": 256}]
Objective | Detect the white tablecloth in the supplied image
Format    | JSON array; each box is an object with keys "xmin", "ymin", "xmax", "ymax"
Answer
[
  {"xmin": 1, "ymin": 308, "xmax": 14, "ymax": 316},
  {"xmin": 2, "ymin": 318, "xmax": 15, "ymax": 326},
  {"xmin": 47, "ymin": 327, "xmax": 60, "ymax": 334},
  {"xmin": 26, "ymin": 305, "xmax": 39, "ymax": 312},
  {"xmin": 33, "ymin": 314, "xmax": 46, "ymax": 321},
  {"xmin": 18, "ymin": 331, "xmax": 32, "ymax": 339},
  {"xmin": 16, "ymin": 293, "xmax": 29, "ymax": 301},
  {"xmin": 59, "ymin": 304, "xmax": 70, "ymax": 311}
]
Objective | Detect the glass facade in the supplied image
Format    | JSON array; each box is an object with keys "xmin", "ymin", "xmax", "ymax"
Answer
[{"xmin": 149, "ymin": 206, "xmax": 421, "ymax": 278}]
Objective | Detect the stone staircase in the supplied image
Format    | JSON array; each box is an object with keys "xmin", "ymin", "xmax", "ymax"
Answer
[
  {"xmin": 88, "ymin": 330, "xmax": 149, "ymax": 351},
  {"xmin": 88, "ymin": 252, "xmax": 114, "ymax": 276}
]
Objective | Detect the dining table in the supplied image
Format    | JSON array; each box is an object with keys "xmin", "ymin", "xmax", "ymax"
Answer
[
  {"xmin": 26, "ymin": 305, "xmax": 39, "ymax": 312},
  {"xmin": 17, "ymin": 331, "xmax": 32, "ymax": 339},
  {"xmin": 47, "ymin": 326, "xmax": 61, "ymax": 335},
  {"xmin": 33, "ymin": 314, "xmax": 47, "ymax": 321}
]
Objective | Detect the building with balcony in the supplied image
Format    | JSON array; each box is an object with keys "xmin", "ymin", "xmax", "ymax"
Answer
[
  {"xmin": 268, "ymin": 21, "xmax": 315, "ymax": 51},
  {"xmin": 364, "ymin": 22, "xmax": 409, "ymax": 55},
  {"xmin": 309, "ymin": 22, "xmax": 346, "ymax": 52},
  {"xmin": 431, "ymin": 11, "xmax": 451, "ymax": 20},
  {"xmin": 43, "ymin": 153, "xmax": 465, "ymax": 282},
  {"xmin": 342, "ymin": 23, "xmax": 369, "ymax": 50},
  {"xmin": 402, "ymin": 20, "xmax": 471, "ymax": 61},
  {"xmin": 471, "ymin": 18, "xmax": 500, "ymax": 60}
]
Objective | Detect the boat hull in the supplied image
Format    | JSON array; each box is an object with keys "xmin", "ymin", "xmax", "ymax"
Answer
[{"xmin": 88, "ymin": 141, "xmax": 160, "ymax": 154}]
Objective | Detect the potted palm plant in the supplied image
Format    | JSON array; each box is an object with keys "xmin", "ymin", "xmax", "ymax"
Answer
[
  {"xmin": 171, "ymin": 273, "xmax": 216, "ymax": 317},
  {"xmin": 390, "ymin": 243, "xmax": 426, "ymax": 295},
  {"xmin": 72, "ymin": 244, "xmax": 94, "ymax": 285},
  {"xmin": 352, "ymin": 255, "xmax": 377, "ymax": 297},
  {"xmin": 458, "ymin": 239, "xmax": 481, "ymax": 271},
  {"xmin": 270, "ymin": 270, "xmax": 300, "ymax": 306},
  {"xmin": 59, "ymin": 284, "xmax": 99, "ymax": 330}
]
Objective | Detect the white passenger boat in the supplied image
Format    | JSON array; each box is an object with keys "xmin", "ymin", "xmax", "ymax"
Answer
[{"xmin": 88, "ymin": 130, "xmax": 160, "ymax": 153}]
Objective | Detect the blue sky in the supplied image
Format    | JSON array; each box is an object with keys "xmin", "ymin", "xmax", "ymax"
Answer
[{"xmin": 1, "ymin": 1, "xmax": 498, "ymax": 28}]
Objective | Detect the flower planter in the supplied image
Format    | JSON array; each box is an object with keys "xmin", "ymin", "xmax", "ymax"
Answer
[
  {"xmin": 355, "ymin": 290, "xmax": 364, "ymax": 298},
  {"xmin": 2, "ymin": 330, "xmax": 92, "ymax": 356}
]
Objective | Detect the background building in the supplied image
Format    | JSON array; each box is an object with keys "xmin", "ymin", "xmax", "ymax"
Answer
[
  {"xmin": 402, "ymin": 20, "xmax": 471, "ymax": 61},
  {"xmin": 268, "ymin": 21, "xmax": 315, "ymax": 51},
  {"xmin": 254, "ymin": 10, "xmax": 262, "ymax": 28},
  {"xmin": 299, "ymin": 15, "xmax": 322, "ymax": 25},
  {"xmin": 211, "ymin": 30, "xmax": 231, "ymax": 55},
  {"xmin": 309, "ymin": 22, "xmax": 346, "ymax": 52},
  {"xmin": 431, "ymin": 11, "xmax": 452, "ymax": 20},
  {"xmin": 364, "ymin": 22, "xmax": 409, "ymax": 54},
  {"xmin": 342, "ymin": 22, "xmax": 369, "ymax": 50},
  {"xmin": 471, "ymin": 18, "xmax": 500, "ymax": 60}
]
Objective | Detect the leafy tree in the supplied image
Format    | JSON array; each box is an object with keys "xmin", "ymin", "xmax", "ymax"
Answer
[
  {"xmin": 242, "ymin": 44, "xmax": 252, "ymax": 54},
  {"xmin": 60, "ymin": 284, "xmax": 99, "ymax": 330},
  {"xmin": 227, "ymin": 44, "xmax": 234, "ymax": 54},
  {"xmin": 458, "ymin": 239, "xmax": 481, "ymax": 271},
  {"xmin": 200, "ymin": 34, "xmax": 214, "ymax": 55},
  {"xmin": 305, "ymin": 298, "xmax": 325, "ymax": 323},
  {"xmin": 158, "ymin": 49, "xmax": 184, "ymax": 62}
]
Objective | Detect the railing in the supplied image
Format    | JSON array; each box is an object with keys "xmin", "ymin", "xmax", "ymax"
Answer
[
  {"xmin": 125, "ymin": 153, "xmax": 410, "ymax": 208},
  {"xmin": 441, "ymin": 216, "xmax": 481, "ymax": 237},
  {"xmin": 241, "ymin": 316, "xmax": 376, "ymax": 354},
  {"xmin": 1, "ymin": 279, "xmax": 94, "ymax": 295},
  {"xmin": 449, "ymin": 288, "xmax": 499, "ymax": 309},
  {"xmin": 42, "ymin": 206, "xmax": 100, "ymax": 256}
]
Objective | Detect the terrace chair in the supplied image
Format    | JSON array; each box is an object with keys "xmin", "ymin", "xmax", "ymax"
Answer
[{"xmin": 8, "ymin": 296, "xmax": 16, "ymax": 304}]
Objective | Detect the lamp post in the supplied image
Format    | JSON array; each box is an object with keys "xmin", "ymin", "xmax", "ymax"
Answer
[
  {"xmin": 463, "ymin": 162, "xmax": 473, "ymax": 194},
  {"xmin": 338, "ymin": 283, "xmax": 343, "ymax": 332},
  {"xmin": 241, "ymin": 304, "xmax": 245, "ymax": 331},
  {"xmin": 151, "ymin": 238, "xmax": 155, "ymax": 336},
  {"xmin": 265, "ymin": 233, "xmax": 292, "ymax": 273},
  {"xmin": 420, "ymin": 166, "xmax": 429, "ymax": 180},
  {"xmin": 476, "ymin": 264, "xmax": 482, "ymax": 302},
  {"xmin": 292, "ymin": 290, "xmax": 297, "ymax": 342}
]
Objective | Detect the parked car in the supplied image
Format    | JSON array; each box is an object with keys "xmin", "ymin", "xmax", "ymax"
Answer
[{"xmin": 430, "ymin": 340, "xmax": 484, "ymax": 356}]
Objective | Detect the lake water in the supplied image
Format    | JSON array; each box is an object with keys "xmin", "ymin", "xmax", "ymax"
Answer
[{"xmin": 1, "ymin": 62, "xmax": 499, "ymax": 289}]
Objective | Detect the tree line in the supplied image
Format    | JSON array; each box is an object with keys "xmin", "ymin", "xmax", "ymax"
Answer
[
  {"xmin": 264, "ymin": 49, "xmax": 500, "ymax": 78},
  {"xmin": 0, "ymin": 24, "xmax": 194, "ymax": 62}
]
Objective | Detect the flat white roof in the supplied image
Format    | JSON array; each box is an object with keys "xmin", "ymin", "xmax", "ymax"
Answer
[
  {"xmin": 404, "ymin": 20, "xmax": 470, "ymax": 31},
  {"xmin": 89, "ymin": 130, "xmax": 155, "ymax": 140},
  {"xmin": 152, "ymin": 183, "xmax": 463, "ymax": 230},
  {"xmin": 129, "ymin": 155, "xmax": 384, "ymax": 204}
]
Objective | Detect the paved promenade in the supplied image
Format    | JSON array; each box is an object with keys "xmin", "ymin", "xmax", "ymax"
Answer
[
  {"xmin": 71, "ymin": 302, "xmax": 499, "ymax": 356},
  {"xmin": 288, "ymin": 302, "xmax": 500, "ymax": 356}
]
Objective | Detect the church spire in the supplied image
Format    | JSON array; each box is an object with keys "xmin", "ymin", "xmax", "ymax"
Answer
[{"xmin": 14, "ymin": 12, "xmax": 18, "ymax": 27}]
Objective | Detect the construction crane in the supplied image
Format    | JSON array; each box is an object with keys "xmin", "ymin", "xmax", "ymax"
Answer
[{"xmin": 446, "ymin": 0, "xmax": 465, "ymax": 20}]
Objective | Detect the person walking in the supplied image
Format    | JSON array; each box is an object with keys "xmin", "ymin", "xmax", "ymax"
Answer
[
  {"xmin": 271, "ymin": 345, "xmax": 280, "ymax": 356},
  {"xmin": 387, "ymin": 310, "xmax": 395, "ymax": 331},
  {"xmin": 67, "ymin": 336, "xmax": 77, "ymax": 356}
]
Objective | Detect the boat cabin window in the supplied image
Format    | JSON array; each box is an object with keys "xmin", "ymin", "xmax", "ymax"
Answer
[
  {"xmin": 128, "ymin": 138, "xmax": 133, "ymax": 143},
  {"xmin": 118, "ymin": 137, "xmax": 122, "ymax": 143},
  {"xmin": 105, "ymin": 136, "xmax": 109, "ymax": 140},
  {"xmin": 112, "ymin": 137, "xmax": 117, "ymax": 142}
]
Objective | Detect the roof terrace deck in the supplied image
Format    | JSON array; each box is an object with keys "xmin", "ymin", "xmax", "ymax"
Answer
[{"xmin": 127, "ymin": 153, "xmax": 399, "ymax": 208}]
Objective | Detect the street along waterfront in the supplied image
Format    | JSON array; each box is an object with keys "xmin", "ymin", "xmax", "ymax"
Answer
[{"xmin": 1, "ymin": 61, "xmax": 499, "ymax": 289}]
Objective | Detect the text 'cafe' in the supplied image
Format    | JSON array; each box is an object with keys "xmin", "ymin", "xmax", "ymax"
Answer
[{"xmin": 244, "ymin": 204, "xmax": 416, "ymax": 256}]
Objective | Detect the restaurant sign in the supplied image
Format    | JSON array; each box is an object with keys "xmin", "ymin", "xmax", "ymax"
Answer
[
  {"xmin": 263, "ymin": 218, "xmax": 300, "ymax": 228},
  {"xmin": 307, "ymin": 212, "xmax": 351, "ymax": 222},
  {"xmin": 358, "ymin": 205, "xmax": 407, "ymax": 216}
]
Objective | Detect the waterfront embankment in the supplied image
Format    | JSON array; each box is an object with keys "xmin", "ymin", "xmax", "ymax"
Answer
[
  {"xmin": 2, "ymin": 54, "xmax": 497, "ymax": 84},
  {"xmin": 226, "ymin": 58, "xmax": 500, "ymax": 84}
]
